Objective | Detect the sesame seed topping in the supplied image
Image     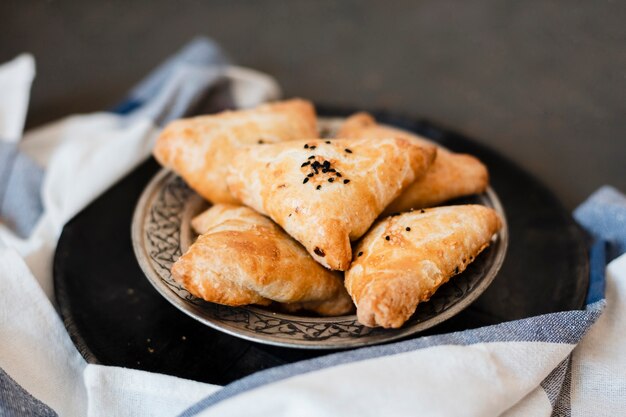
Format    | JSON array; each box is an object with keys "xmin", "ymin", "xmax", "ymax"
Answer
[
  {"xmin": 308, "ymin": 155, "xmax": 315, "ymax": 160},
  {"xmin": 385, "ymin": 235, "xmax": 390, "ymax": 241},
  {"xmin": 343, "ymin": 179, "xmax": 350, "ymax": 184},
  {"xmin": 328, "ymin": 178, "xmax": 334, "ymax": 183},
  {"xmin": 301, "ymin": 161, "xmax": 310, "ymax": 167},
  {"xmin": 358, "ymin": 251, "xmax": 363, "ymax": 257},
  {"xmin": 406, "ymin": 227, "xmax": 411, "ymax": 231},
  {"xmin": 303, "ymin": 178, "xmax": 309, "ymax": 184},
  {"xmin": 307, "ymin": 173, "xmax": 314, "ymax": 177},
  {"xmin": 316, "ymin": 185, "xmax": 321, "ymax": 190},
  {"xmin": 345, "ymin": 148, "xmax": 352, "ymax": 153}
]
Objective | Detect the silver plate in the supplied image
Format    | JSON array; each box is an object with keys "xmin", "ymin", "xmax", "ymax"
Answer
[{"xmin": 131, "ymin": 118, "xmax": 509, "ymax": 349}]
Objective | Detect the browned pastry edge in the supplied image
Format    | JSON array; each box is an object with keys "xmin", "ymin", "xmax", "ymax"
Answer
[{"xmin": 345, "ymin": 205, "xmax": 502, "ymax": 328}]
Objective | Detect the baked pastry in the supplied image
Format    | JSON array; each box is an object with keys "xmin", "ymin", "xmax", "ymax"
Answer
[
  {"xmin": 226, "ymin": 137, "xmax": 437, "ymax": 270},
  {"xmin": 345, "ymin": 205, "xmax": 502, "ymax": 328},
  {"xmin": 172, "ymin": 204, "xmax": 353, "ymax": 316},
  {"xmin": 338, "ymin": 113, "xmax": 489, "ymax": 212},
  {"xmin": 153, "ymin": 99, "xmax": 317, "ymax": 204}
]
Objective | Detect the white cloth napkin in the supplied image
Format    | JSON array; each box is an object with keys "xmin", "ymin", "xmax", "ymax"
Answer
[{"xmin": 1, "ymin": 39, "xmax": 625, "ymax": 417}]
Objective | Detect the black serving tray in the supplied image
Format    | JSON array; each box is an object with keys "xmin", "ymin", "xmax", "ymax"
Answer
[{"xmin": 54, "ymin": 108, "xmax": 588, "ymax": 385}]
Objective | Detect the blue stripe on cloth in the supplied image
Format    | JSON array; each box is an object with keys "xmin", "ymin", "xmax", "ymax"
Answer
[
  {"xmin": 574, "ymin": 185, "xmax": 626, "ymax": 261},
  {"xmin": 540, "ymin": 354, "xmax": 573, "ymax": 416},
  {"xmin": 586, "ymin": 239, "xmax": 607, "ymax": 305},
  {"xmin": 178, "ymin": 301, "xmax": 604, "ymax": 416},
  {"xmin": 110, "ymin": 98, "xmax": 143, "ymax": 115},
  {"xmin": 111, "ymin": 36, "xmax": 230, "ymax": 122},
  {"xmin": 0, "ymin": 141, "xmax": 44, "ymax": 237},
  {"xmin": 126, "ymin": 37, "xmax": 229, "ymax": 104},
  {"xmin": 0, "ymin": 368, "xmax": 58, "ymax": 417}
]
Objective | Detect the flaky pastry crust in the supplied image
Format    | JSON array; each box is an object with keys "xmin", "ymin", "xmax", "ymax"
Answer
[
  {"xmin": 172, "ymin": 204, "xmax": 353, "ymax": 315},
  {"xmin": 227, "ymin": 138, "xmax": 436, "ymax": 270},
  {"xmin": 338, "ymin": 113, "xmax": 489, "ymax": 212},
  {"xmin": 345, "ymin": 205, "xmax": 502, "ymax": 328},
  {"xmin": 153, "ymin": 99, "xmax": 317, "ymax": 204}
]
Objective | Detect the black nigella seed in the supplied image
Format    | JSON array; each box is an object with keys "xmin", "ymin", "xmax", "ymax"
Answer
[
  {"xmin": 303, "ymin": 178, "xmax": 309, "ymax": 184},
  {"xmin": 312, "ymin": 161, "xmax": 321, "ymax": 168},
  {"xmin": 328, "ymin": 178, "xmax": 334, "ymax": 183},
  {"xmin": 325, "ymin": 140, "xmax": 331, "ymax": 144},
  {"xmin": 257, "ymin": 139, "xmax": 264, "ymax": 144},
  {"xmin": 304, "ymin": 144, "xmax": 309, "ymax": 149},
  {"xmin": 323, "ymin": 160, "xmax": 330, "ymax": 169},
  {"xmin": 314, "ymin": 247, "xmax": 326, "ymax": 257},
  {"xmin": 343, "ymin": 179, "xmax": 350, "ymax": 184},
  {"xmin": 335, "ymin": 172, "xmax": 342, "ymax": 177},
  {"xmin": 345, "ymin": 148, "xmax": 352, "ymax": 153},
  {"xmin": 307, "ymin": 173, "xmax": 314, "ymax": 177},
  {"xmin": 308, "ymin": 155, "xmax": 315, "ymax": 160},
  {"xmin": 385, "ymin": 235, "xmax": 390, "ymax": 241},
  {"xmin": 316, "ymin": 185, "xmax": 321, "ymax": 190},
  {"xmin": 309, "ymin": 145, "xmax": 317, "ymax": 150},
  {"xmin": 454, "ymin": 266, "xmax": 459, "ymax": 274},
  {"xmin": 420, "ymin": 209, "xmax": 425, "ymax": 213},
  {"xmin": 322, "ymin": 169, "xmax": 328, "ymax": 173},
  {"xmin": 406, "ymin": 227, "xmax": 411, "ymax": 231},
  {"xmin": 358, "ymin": 251, "xmax": 363, "ymax": 257},
  {"xmin": 301, "ymin": 161, "xmax": 310, "ymax": 167}
]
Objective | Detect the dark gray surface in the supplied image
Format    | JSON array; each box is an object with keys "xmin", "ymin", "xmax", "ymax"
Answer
[{"xmin": 2, "ymin": 0, "xmax": 625, "ymax": 209}]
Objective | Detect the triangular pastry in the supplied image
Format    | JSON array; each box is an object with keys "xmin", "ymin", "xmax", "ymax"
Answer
[
  {"xmin": 345, "ymin": 205, "xmax": 502, "ymax": 328},
  {"xmin": 338, "ymin": 113, "xmax": 489, "ymax": 213},
  {"xmin": 153, "ymin": 99, "xmax": 317, "ymax": 204},
  {"xmin": 227, "ymin": 137, "xmax": 437, "ymax": 270},
  {"xmin": 172, "ymin": 204, "xmax": 353, "ymax": 316}
]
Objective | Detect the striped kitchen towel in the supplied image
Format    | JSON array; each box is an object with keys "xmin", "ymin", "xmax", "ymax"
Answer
[{"xmin": 1, "ymin": 37, "xmax": 624, "ymax": 416}]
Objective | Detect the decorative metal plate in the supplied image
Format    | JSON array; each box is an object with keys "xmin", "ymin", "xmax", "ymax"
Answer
[{"xmin": 131, "ymin": 118, "xmax": 508, "ymax": 349}]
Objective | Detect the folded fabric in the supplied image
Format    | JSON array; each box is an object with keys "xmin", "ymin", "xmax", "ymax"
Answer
[
  {"xmin": 0, "ymin": 37, "xmax": 276, "ymax": 417},
  {"xmin": 1, "ymin": 38, "xmax": 625, "ymax": 417},
  {"xmin": 0, "ymin": 55, "xmax": 42, "ymax": 237}
]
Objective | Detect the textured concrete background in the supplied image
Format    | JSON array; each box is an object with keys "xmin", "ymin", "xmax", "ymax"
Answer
[{"xmin": 2, "ymin": 0, "xmax": 624, "ymax": 209}]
